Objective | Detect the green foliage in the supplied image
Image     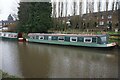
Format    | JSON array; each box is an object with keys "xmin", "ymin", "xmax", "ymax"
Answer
[{"xmin": 17, "ymin": 2, "xmax": 53, "ymax": 33}]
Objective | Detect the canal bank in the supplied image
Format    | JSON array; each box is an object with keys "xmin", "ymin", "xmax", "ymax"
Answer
[{"xmin": 109, "ymin": 34, "xmax": 120, "ymax": 46}]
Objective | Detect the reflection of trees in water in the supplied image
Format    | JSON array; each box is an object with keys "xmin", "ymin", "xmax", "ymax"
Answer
[{"xmin": 17, "ymin": 43, "xmax": 51, "ymax": 78}]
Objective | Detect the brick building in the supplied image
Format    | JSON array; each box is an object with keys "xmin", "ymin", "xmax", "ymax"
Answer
[
  {"xmin": 0, "ymin": 14, "xmax": 17, "ymax": 32},
  {"xmin": 82, "ymin": 10, "xmax": 119, "ymax": 31}
]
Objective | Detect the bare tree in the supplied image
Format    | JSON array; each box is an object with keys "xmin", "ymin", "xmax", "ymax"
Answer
[
  {"xmin": 106, "ymin": 0, "xmax": 109, "ymax": 12},
  {"xmin": 79, "ymin": 0, "xmax": 83, "ymax": 17},
  {"xmin": 112, "ymin": 0, "xmax": 115, "ymax": 12},
  {"xmin": 115, "ymin": 0, "xmax": 119, "ymax": 11},
  {"xmin": 91, "ymin": 0, "xmax": 94, "ymax": 14},
  {"xmin": 65, "ymin": 0, "xmax": 68, "ymax": 31},
  {"xmin": 85, "ymin": 0, "xmax": 89, "ymax": 29},
  {"xmin": 58, "ymin": 1, "xmax": 61, "ymax": 18},
  {"xmin": 98, "ymin": 0, "xmax": 101, "ymax": 13},
  {"xmin": 86, "ymin": 0, "xmax": 89, "ymax": 14},
  {"xmin": 52, "ymin": 0, "xmax": 57, "ymax": 18},
  {"xmin": 79, "ymin": 0, "xmax": 83, "ymax": 29},
  {"xmin": 71, "ymin": 0, "xmax": 77, "ymax": 29},
  {"xmin": 73, "ymin": 0, "xmax": 77, "ymax": 16},
  {"xmin": 118, "ymin": 1, "xmax": 120, "ymax": 30},
  {"xmin": 60, "ymin": 1, "xmax": 64, "ymax": 17},
  {"xmin": 65, "ymin": 0, "xmax": 68, "ymax": 17},
  {"xmin": 88, "ymin": 1, "xmax": 92, "ymax": 13},
  {"xmin": 52, "ymin": 0, "xmax": 57, "ymax": 30},
  {"xmin": 105, "ymin": 0, "xmax": 109, "ymax": 28},
  {"xmin": 97, "ymin": 0, "xmax": 101, "ymax": 27},
  {"xmin": 111, "ymin": 0, "xmax": 115, "ymax": 29},
  {"xmin": 88, "ymin": 0, "xmax": 94, "ymax": 29},
  {"xmin": 89, "ymin": 0, "xmax": 94, "ymax": 16}
]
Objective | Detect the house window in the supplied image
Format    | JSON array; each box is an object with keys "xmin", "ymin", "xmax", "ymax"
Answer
[
  {"xmin": 70, "ymin": 37, "xmax": 77, "ymax": 42},
  {"xmin": 101, "ymin": 15, "xmax": 104, "ymax": 19},
  {"xmin": 58, "ymin": 36, "xmax": 64, "ymax": 41},
  {"xmin": 108, "ymin": 15, "xmax": 112, "ymax": 19},
  {"xmin": 39, "ymin": 36, "xmax": 44, "ymax": 40},
  {"xmin": 102, "ymin": 16, "xmax": 104, "ymax": 19},
  {"xmin": 107, "ymin": 21, "xmax": 112, "ymax": 24},
  {"xmin": 84, "ymin": 37, "xmax": 92, "ymax": 43},
  {"xmin": 99, "ymin": 21, "xmax": 104, "ymax": 25}
]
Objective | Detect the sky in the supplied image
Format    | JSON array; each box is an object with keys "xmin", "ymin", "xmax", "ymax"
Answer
[
  {"xmin": 0, "ymin": 0, "xmax": 119, "ymax": 20},
  {"xmin": 0, "ymin": 0, "xmax": 19, "ymax": 20}
]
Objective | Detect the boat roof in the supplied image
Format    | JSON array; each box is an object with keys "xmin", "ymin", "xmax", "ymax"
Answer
[{"xmin": 28, "ymin": 33, "xmax": 107, "ymax": 37}]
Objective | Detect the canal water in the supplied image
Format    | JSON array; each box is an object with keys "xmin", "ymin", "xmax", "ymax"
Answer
[{"xmin": 0, "ymin": 40, "xmax": 118, "ymax": 78}]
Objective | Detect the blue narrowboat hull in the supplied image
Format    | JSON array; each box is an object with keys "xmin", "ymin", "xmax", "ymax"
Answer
[{"xmin": 1, "ymin": 37, "xmax": 18, "ymax": 41}]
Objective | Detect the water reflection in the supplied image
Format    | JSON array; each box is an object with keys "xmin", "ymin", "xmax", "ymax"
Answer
[{"xmin": 0, "ymin": 40, "xmax": 118, "ymax": 78}]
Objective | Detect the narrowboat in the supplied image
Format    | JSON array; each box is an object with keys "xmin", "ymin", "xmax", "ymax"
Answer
[
  {"xmin": 26, "ymin": 33, "xmax": 117, "ymax": 48},
  {"xmin": 0, "ymin": 32, "xmax": 25, "ymax": 41}
]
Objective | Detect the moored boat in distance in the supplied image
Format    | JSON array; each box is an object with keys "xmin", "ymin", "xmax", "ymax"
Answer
[
  {"xmin": 0, "ymin": 32, "xmax": 25, "ymax": 41},
  {"xmin": 26, "ymin": 33, "xmax": 117, "ymax": 48}
]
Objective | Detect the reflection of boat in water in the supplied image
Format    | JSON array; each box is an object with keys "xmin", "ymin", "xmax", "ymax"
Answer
[
  {"xmin": 0, "ymin": 32, "xmax": 25, "ymax": 42},
  {"xmin": 26, "ymin": 33, "xmax": 117, "ymax": 48}
]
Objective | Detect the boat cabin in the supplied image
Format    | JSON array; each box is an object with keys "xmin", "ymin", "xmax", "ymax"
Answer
[
  {"xmin": 2, "ymin": 32, "xmax": 18, "ymax": 38},
  {"xmin": 28, "ymin": 33, "xmax": 109, "ymax": 44}
]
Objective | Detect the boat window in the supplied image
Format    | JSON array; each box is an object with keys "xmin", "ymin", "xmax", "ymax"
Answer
[
  {"xmin": 8, "ymin": 34, "xmax": 11, "ymax": 37},
  {"xmin": 14, "ymin": 35, "xmax": 17, "ymax": 37},
  {"xmin": 48, "ymin": 36, "xmax": 52, "ymax": 40},
  {"xmin": 30, "ymin": 36, "xmax": 33, "ymax": 39},
  {"xmin": 70, "ymin": 37, "xmax": 77, "ymax": 42},
  {"xmin": 39, "ymin": 36, "xmax": 44, "ymax": 40},
  {"xmin": 4, "ymin": 34, "xmax": 6, "ymax": 36},
  {"xmin": 10, "ymin": 34, "xmax": 13, "ymax": 37},
  {"xmin": 36, "ymin": 36, "xmax": 39, "ymax": 39},
  {"xmin": 84, "ymin": 38, "xmax": 92, "ymax": 43},
  {"xmin": 101, "ymin": 37, "xmax": 106, "ymax": 42},
  {"xmin": 58, "ymin": 36, "xmax": 64, "ymax": 41},
  {"xmin": 32, "ymin": 36, "xmax": 36, "ymax": 39}
]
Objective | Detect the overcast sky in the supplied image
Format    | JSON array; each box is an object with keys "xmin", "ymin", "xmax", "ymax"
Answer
[{"xmin": 0, "ymin": 0, "xmax": 119, "ymax": 20}]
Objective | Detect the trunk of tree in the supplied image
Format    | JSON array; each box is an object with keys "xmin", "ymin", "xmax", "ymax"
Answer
[
  {"xmin": 60, "ymin": 2, "xmax": 64, "ymax": 17},
  {"xmin": 58, "ymin": 1, "xmax": 61, "ymax": 31},
  {"xmin": 72, "ymin": 0, "xmax": 77, "ymax": 29},
  {"xmin": 115, "ymin": 0, "xmax": 119, "ymax": 11},
  {"xmin": 112, "ymin": 0, "xmax": 115, "ymax": 12},
  {"xmin": 117, "ymin": 1, "xmax": 120, "ymax": 30},
  {"xmin": 88, "ymin": 0, "xmax": 94, "ymax": 29},
  {"xmin": 52, "ymin": 0, "xmax": 57, "ymax": 30},
  {"xmin": 60, "ymin": 1, "xmax": 64, "ymax": 31},
  {"xmin": 79, "ymin": 0, "xmax": 83, "ymax": 30},
  {"xmin": 73, "ymin": 0, "xmax": 77, "ymax": 16},
  {"xmin": 58, "ymin": 1, "xmax": 61, "ymax": 18},
  {"xmin": 97, "ymin": 0, "xmax": 101, "ymax": 28},
  {"xmin": 105, "ymin": 0, "xmax": 109, "ymax": 30},
  {"xmin": 85, "ymin": 0, "xmax": 89, "ymax": 29},
  {"xmin": 65, "ymin": 0, "xmax": 68, "ymax": 31}
]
